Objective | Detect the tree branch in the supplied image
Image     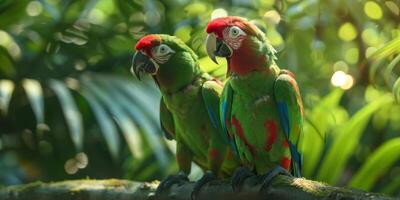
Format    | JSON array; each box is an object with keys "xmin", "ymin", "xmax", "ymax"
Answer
[{"xmin": 0, "ymin": 175, "xmax": 395, "ymax": 200}]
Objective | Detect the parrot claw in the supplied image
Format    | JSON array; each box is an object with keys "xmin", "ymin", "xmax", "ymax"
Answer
[
  {"xmin": 258, "ymin": 166, "xmax": 292, "ymax": 193},
  {"xmin": 231, "ymin": 166, "xmax": 255, "ymax": 191},
  {"xmin": 155, "ymin": 171, "xmax": 189, "ymax": 197},
  {"xmin": 190, "ymin": 171, "xmax": 216, "ymax": 200}
]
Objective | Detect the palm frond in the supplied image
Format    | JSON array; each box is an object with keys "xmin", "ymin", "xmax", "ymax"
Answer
[
  {"xmin": 22, "ymin": 79, "xmax": 45, "ymax": 126},
  {"xmin": 0, "ymin": 80, "xmax": 14, "ymax": 115},
  {"xmin": 349, "ymin": 137, "xmax": 400, "ymax": 191},
  {"xmin": 316, "ymin": 94, "xmax": 394, "ymax": 184},
  {"xmin": 49, "ymin": 79, "xmax": 84, "ymax": 151}
]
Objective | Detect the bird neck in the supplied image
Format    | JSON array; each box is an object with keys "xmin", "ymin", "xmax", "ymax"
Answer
[
  {"xmin": 227, "ymin": 37, "xmax": 275, "ymax": 77},
  {"xmin": 156, "ymin": 63, "xmax": 203, "ymax": 95}
]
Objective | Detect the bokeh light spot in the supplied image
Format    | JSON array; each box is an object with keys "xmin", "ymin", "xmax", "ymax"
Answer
[
  {"xmin": 185, "ymin": 2, "xmax": 207, "ymax": 17},
  {"xmin": 75, "ymin": 152, "xmax": 88, "ymax": 169},
  {"xmin": 89, "ymin": 9, "xmax": 106, "ymax": 24},
  {"xmin": 65, "ymin": 159, "xmax": 78, "ymax": 175},
  {"xmin": 26, "ymin": 1, "xmax": 43, "ymax": 17},
  {"xmin": 331, "ymin": 71, "xmax": 347, "ymax": 87},
  {"xmin": 331, "ymin": 70, "xmax": 354, "ymax": 90},
  {"xmin": 264, "ymin": 10, "xmax": 281, "ymax": 25},
  {"xmin": 64, "ymin": 152, "xmax": 89, "ymax": 175},
  {"xmin": 362, "ymin": 28, "xmax": 379, "ymax": 46},
  {"xmin": 364, "ymin": 1, "xmax": 383, "ymax": 20},
  {"xmin": 211, "ymin": 8, "xmax": 227, "ymax": 19},
  {"xmin": 344, "ymin": 48, "xmax": 359, "ymax": 64},
  {"xmin": 338, "ymin": 22, "xmax": 357, "ymax": 42},
  {"xmin": 144, "ymin": 11, "xmax": 161, "ymax": 27},
  {"xmin": 333, "ymin": 61, "xmax": 349, "ymax": 72},
  {"xmin": 341, "ymin": 74, "xmax": 355, "ymax": 90}
]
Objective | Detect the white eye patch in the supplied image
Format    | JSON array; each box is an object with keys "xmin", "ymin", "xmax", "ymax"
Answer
[
  {"xmin": 223, "ymin": 26, "xmax": 247, "ymax": 50},
  {"xmin": 151, "ymin": 44, "xmax": 175, "ymax": 64},
  {"xmin": 229, "ymin": 26, "xmax": 246, "ymax": 38}
]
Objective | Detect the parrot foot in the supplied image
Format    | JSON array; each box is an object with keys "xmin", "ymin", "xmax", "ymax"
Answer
[
  {"xmin": 190, "ymin": 171, "xmax": 216, "ymax": 200},
  {"xmin": 231, "ymin": 166, "xmax": 255, "ymax": 191},
  {"xmin": 155, "ymin": 171, "xmax": 189, "ymax": 196},
  {"xmin": 258, "ymin": 166, "xmax": 292, "ymax": 192}
]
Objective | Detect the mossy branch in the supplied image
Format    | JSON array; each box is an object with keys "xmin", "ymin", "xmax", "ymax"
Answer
[{"xmin": 0, "ymin": 176, "xmax": 395, "ymax": 200}]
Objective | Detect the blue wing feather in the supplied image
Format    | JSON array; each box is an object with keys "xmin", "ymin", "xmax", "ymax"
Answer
[
  {"xmin": 277, "ymin": 101, "xmax": 290, "ymax": 137},
  {"xmin": 220, "ymin": 83, "xmax": 240, "ymax": 157},
  {"xmin": 207, "ymin": 107, "xmax": 218, "ymax": 129},
  {"xmin": 274, "ymin": 72, "xmax": 304, "ymax": 177}
]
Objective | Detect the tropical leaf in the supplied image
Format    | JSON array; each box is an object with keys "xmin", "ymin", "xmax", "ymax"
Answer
[
  {"xmin": 302, "ymin": 89, "xmax": 345, "ymax": 177},
  {"xmin": 367, "ymin": 37, "xmax": 400, "ymax": 61},
  {"xmin": 316, "ymin": 94, "xmax": 394, "ymax": 184},
  {"xmin": 22, "ymin": 79, "xmax": 44, "ymax": 125},
  {"xmin": 79, "ymin": 86, "xmax": 120, "ymax": 160},
  {"xmin": 0, "ymin": 80, "xmax": 14, "ymax": 115},
  {"xmin": 393, "ymin": 77, "xmax": 400, "ymax": 104},
  {"xmin": 89, "ymin": 75, "xmax": 168, "ymax": 166},
  {"xmin": 80, "ymin": 76, "xmax": 144, "ymax": 160},
  {"xmin": 348, "ymin": 137, "xmax": 400, "ymax": 191},
  {"xmin": 49, "ymin": 79, "xmax": 84, "ymax": 151},
  {"xmin": 380, "ymin": 176, "xmax": 400, "ymax": 196},
  {"xmin": 383, "ymin": 54, "xmax": 400, "ymax": 86}
]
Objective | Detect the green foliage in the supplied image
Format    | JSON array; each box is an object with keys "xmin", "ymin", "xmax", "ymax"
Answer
[
  {"xmin": 302, "ymin": 89, "xmax": 345, "ymax": 177},
  {"xmin": 349, "ymin": 137, "xmax": 400, "ymax": 190},
  {"xmin": 316, "ymin": 94, "xmax": 393, "ymax": 184}
]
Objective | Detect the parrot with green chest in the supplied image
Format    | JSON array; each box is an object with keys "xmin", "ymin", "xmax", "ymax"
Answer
[
  {"xmin": 205, "ymin": 17, "xmax": 304, "ymax": 190},
  {"xmin": 131, "ymin": 34, "xmax": 239, "ymax": 196}
]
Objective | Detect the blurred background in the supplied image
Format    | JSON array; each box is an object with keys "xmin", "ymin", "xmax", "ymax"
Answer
[{"xmin": 0, "ymin": 0, "xmax": 399, "ymax": 197}]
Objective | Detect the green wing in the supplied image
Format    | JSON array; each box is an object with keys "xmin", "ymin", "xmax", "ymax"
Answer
[
  {"xmin": 219, "ymin": 81, "xmax": 239, "ymax": 156},
  {"xmin": 274, "ymin": 71, "xmax": 304, "ymax": 177},
  {"xmin": 201, "ymin": 80, "xmax": 223, "ymax": 132},
  {"xmin": 160, "ymin": 98, "xmax": 175, "ymax": 140}
]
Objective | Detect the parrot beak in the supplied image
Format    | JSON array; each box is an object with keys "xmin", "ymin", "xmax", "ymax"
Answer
[
  {"xmin": 206, "ymin": 33, "xmax": 233, "ymax": 64},
  {"xmin": 131, "ymin": 51, "xmax": 159, "ymax": 80}
]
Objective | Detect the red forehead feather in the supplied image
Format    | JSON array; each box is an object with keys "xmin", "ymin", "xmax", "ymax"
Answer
[
  {"xmin": 206, "ymin": 16, "xmax": 255, "ymax": 38},
  {"xmin": 135, "ymin": 34, "xmax": 162, "ymax": 55}
]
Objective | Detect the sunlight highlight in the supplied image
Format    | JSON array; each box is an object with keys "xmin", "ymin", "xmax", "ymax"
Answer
[
  {"xmin": 344, "ymin": 48, "xmax": 359, "ymax": 64},
  {"xmin": 89, "ymin": 9, "xmax": 106, "ymax": 24},
  {"xmin": 364, "ymin": 1, "xmax": 383, "ymax": 20},
  {"xmin": 0, "ymin": 30, "xmax": 22, "ymax": 59},
  {"xmin": 264, "ymin": 10, "xmax": 281, "ymax": 25},
  {"xmin": 0, "ymin": 80, "xmax": 15, "ymax": 114},
  {"xmin": 338, "ymin": 23, "xmax": 357, "ymax": 42},
  {"xmin": 331, "ymin": 70, "xmax": 355, "ymax": 90},
  {"xmin": 64, "ymin": 152, "xmax": 89, "ymax": 175},
  {"xmin": 26, "ymin": 1, "xmax": 43, "ymax": 17},
  {"xmin": 211, "ymin": 8, "xmax": 228, "ymax": 19}
]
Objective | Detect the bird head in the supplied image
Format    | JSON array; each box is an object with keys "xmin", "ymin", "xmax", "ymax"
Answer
[
  {"xmin": 205, "ymin": 17, "xmax": 276, "ymax": 75},
  {"xmin": 132, "ymin": 34, "xmax": 201, "ymax": 92}
]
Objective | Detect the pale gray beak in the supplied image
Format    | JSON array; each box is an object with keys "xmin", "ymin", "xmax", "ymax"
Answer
[
  {"xmin": 205, "ymin": 33, "xmax": 232, "ymax": 64},
  {"xmin": 206, "ymin": 33, "xmax": 218, "ymax": 64}
]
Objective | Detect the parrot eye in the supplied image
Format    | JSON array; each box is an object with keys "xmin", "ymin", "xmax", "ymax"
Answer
[
  {"xmin": 229, "ymin": 26, "xmax": 246, "ymax": 38},
  {"xmin": 152, "ymin": 44, "xmax": 175, "ymax": 64},
  {"xmin": 154, "ymin": 44, "xmax": 174, "ymax": 56}
]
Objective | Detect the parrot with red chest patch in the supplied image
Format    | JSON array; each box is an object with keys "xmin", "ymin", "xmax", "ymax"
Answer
[
  {"xmin": 205, "ymin": 16, "xmax": 304, "ymax": 189},
  {"xmin": 131, "ymin": 34, "xmax": 239, "ymax": 197}
]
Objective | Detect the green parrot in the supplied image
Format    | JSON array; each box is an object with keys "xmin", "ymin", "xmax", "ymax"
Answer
[
  {"xmin": 205, "ymin": 17, "xmax": 304, "ymax": 189},
  {"xmin": 131, "ymin": 34, "xmax": 238, "ymax": 195}
]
